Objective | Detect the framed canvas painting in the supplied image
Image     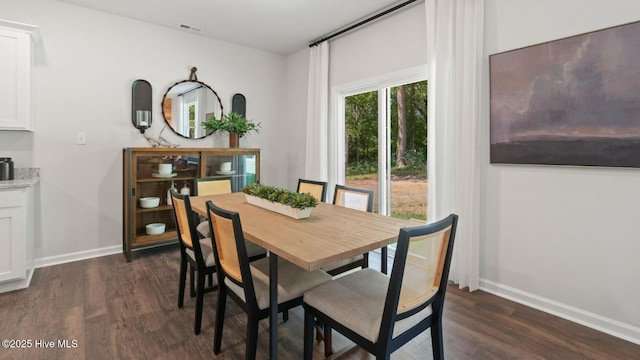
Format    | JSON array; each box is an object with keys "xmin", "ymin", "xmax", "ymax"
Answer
[{"xmin": 490, "ymin": 20, "xmax": 640, "ymax": 167}]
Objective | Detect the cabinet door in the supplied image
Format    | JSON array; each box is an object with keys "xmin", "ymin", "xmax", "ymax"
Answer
[
  {"xmin": 203, "ymin": 152, "xmax": 259, "ymax": 192},
  {"xmin": 0, "ymin": 191, "xmax": 26, "ymax": 282},
  {"xmin": 133, "ymin": 152, "xmax": 200, "ymax": 245},
  {"xmin": 0, "ymin": 27, "xmax": 32, "ymax": 131}
]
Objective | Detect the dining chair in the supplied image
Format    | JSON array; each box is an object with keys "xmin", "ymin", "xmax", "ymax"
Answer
[
  {"xmin": 303, "ymin": 214, "xmax": 458, "ymax": 360},
  {"xmin": 193, "ymin": 177, "xmax": 232, "ymax": 238},
  {"xmin": 206, "ymin": 200, "xmax": 331, "ymax": 359},
  {"xmin": 332, "ymin": 184, "xmax": 374, "ymax": 212},
  {"xmin": 170, "ymin": 190, "xmax": 218, "ymax": 335},
  {"xmin": 323, "ymin": 184, "xmax": 375, "ymax": 276},
  {"xmin": 195, "ymin": 176, "xmax": 232, "ymax": 195},
  {"xmin": 297, "ymin": 178, "xmax": 327, "ymax": 203},
  {"xmin": 310, "ymin": 184, "xmax": 377, "ymax": 356}
]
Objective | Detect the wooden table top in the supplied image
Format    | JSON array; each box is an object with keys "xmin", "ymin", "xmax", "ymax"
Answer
[{"xmin": 190, "ymin": 192, "xmax": 418, "ymax": 271}]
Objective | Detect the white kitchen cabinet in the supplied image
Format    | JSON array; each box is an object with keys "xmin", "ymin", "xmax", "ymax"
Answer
[
  {"xmin": 0, "ymin": 187, "xmax": 35, "ymax": 293},
  {"xmin": 0, "ymin": 20, "xmax": 37, "ymax": 131}
]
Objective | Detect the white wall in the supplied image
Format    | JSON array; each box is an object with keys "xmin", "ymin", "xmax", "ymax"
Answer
[
  {"xmin": 482, "ymin": 0, "xmax": 640, "ymax": 343},
  {"xmin": 0, "ymin": 0, "xmax": 287, "ymax": 263}
]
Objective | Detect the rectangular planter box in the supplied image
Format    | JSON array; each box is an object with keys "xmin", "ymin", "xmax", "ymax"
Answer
[{"xmin": 244, "ymin": 194, "xmax": 312, "ymax": 219}]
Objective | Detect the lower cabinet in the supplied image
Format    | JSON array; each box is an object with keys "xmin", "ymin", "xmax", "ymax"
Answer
[{"xmin": 0, "ymin": 187, "xmax": 35, "ymax": 293}]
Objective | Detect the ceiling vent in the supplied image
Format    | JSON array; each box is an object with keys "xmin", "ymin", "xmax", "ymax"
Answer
[{"xmin": 178, "ymin": 24, "xmax": 202, "ymax": 32}]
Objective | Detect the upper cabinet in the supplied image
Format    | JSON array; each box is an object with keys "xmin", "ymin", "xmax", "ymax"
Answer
[{"xmin": 0, "ymin": 20, "xmax": 37, "ymax": 131}]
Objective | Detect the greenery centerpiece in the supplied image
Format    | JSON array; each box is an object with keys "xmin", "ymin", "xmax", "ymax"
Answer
[
  {"xmin": 202, "ymin": 111, "xmax": 260, "ymax": 147},
  {"xmin": 242, "ymin": 183, "xmax": 318, "ymax": 219}
]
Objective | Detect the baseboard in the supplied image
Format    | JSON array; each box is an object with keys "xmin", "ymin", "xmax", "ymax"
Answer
[
  {"xmin": 0, "ymin": 268, "xmax": 35, "ymax": 293},
  {"xmin": 479, "ymin": 278, "xmax": 640, "ymax": 346},
  {"xmin": 34, "ymin": 245, "xmax": 122, "ymax": 269}
]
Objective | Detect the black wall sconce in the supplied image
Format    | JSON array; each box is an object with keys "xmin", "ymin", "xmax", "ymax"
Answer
[{"xmin": 132, "ymin": 79, "xmax": 152, "ymax": 133}]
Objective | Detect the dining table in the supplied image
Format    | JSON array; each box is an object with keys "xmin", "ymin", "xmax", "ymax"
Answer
[{"xmin": 190, "ymin": 191, "xmax": 419, "ymax": 359}]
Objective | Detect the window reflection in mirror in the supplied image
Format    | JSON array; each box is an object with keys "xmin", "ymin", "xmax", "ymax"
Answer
[{"xmin": 161, "ymin": 80, "xmax": 223, "ymax": 139}]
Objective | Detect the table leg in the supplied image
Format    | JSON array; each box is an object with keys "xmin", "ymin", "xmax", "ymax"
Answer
[
  {"xmin": 381, "ymin": 246, "xmax": 388, "ymax": 274},
  {"xmin": 269, "ymin": 253, "xmax": 278, "ymax": 359}
]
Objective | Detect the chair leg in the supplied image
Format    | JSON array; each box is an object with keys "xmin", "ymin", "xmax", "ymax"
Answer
[
  {"xmin": 213, "ymin": 286, "xmax": 227, "ymax": 354},
  {"xmin": 324, "ymin": 325, "xmax": 333, "ymax": 357},
  {"xmin": 190, "ymin": 265, "xmax": 196, "ymax": 298},
  {"xmin": 246, "ymin": 315, "xmax": 259, "ymax": 360},
  {"xmin": 283, "ymin": 309, "xmax": 289, "ymax": 322},
  {"xmin": 430, "ymin": 318, "xmax": 444, "ymax": 360},
  {"xmin": 194, "ymin": 270, "xmax": 206, "ymax": 335},
  {"xmin": 312, "ymin": 320, "xmax": 333, "ymax": 356},
  {"xmin": 178, "ymin": 257, "xmax": 187, "ymax": 308},
  {"xmin": 303, "ymin": 309, "xmax": 314, "ymax": 360}
]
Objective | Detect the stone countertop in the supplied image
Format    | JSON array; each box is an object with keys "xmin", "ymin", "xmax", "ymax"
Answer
[{"xmin": 0, "ymin": 168, "xmax": 40, "ymax": 190}]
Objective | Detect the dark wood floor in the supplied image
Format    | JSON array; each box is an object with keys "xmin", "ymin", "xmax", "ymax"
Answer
[{"xmin": 1, "ymin": 244, "xmax": 639, "ymax": 359}]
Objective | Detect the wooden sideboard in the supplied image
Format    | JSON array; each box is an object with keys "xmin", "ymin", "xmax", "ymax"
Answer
[{"xmin": 122, "ymin": 147, "xmax": 260, "ymax": 261}]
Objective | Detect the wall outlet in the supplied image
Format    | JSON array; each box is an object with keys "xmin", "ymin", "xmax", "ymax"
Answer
[{"xmin": 76, "ymin": 132, "xmax": 87, "ymax": 145}]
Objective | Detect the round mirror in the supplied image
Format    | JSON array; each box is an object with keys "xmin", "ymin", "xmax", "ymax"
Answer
[{"xmin": 161, "ymin": 80, "xmax": 223, "ymax": 139}]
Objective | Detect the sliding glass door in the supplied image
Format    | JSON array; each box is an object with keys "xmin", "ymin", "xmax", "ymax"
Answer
[{"xmin": 341, "ymin": 78, "xmax": 427, "ymax": 221}]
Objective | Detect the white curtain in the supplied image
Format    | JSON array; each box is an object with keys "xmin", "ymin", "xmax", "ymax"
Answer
[
  {"xmin": 305, "ymin": 41, "xmax": 330, "ymax": 181},
  {"xmin": 426, "ymin": 0, "xmax": 484, "ymax": 291}
]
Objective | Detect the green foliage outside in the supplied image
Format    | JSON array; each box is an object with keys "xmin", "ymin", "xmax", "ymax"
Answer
[
  {"xmin": 391, "ymin": 212, "xmax": 427, "ymax": 220},
  {"xmin": 345, "ymin": 81, "xmax": 428, "ymax": 179},
  {"xmin": 390, "ymin": 81, "xmax": 428, "ymax": 167},
  {"xmin": 345, "ymin": 91, "xmax": 378, "ymax": 164}
]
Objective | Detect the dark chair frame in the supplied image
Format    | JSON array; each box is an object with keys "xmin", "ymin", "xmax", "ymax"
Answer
[
  {"xmin": 171, "ymin": 190, "xmax": 218, "ymax": 335},
  {"xmin": 206, "ymin": 201, "xmax": 304, "ymax": 359},
  {"xmin": 297, "ymin": 178, "xmax": 328, "ymax": 203},
  {"xmin": 303, "ymin": 214, "xmax": 458, "ymax": 360}
]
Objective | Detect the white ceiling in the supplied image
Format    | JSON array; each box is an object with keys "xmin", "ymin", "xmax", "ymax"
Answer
[{"xmin": 55, "ymin": 0, "xmax": 404, "ymax": 55}]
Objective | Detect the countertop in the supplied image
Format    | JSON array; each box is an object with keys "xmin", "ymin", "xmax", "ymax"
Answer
[{"xmin": 0, "ymin": 168, "xmax": 40, "ymax": 190}]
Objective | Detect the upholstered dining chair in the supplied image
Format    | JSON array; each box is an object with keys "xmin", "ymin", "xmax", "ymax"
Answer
[
  {"xmin": 311, "ymin": 184, "xmax": 377, "ymax": 356},
  {"xmin": 303, "ymin": 214, "xmax": 458, "ymax": 360},
  {"xmin": 194, "ymin": 177, "xmax": 267, "ymax": 284},
  {"xmin": 170, "ymin": 190, "xmax": 218, "ymax": 335},
  {"xmin": 323, "ymin": 184, "xmax": 375, "ymax": 276},
  {"xmin": 332, "ymin": 184, "xmax": 374, "ymax": 212},
  {"xmin": 206, "ymin": 200, "xmax": 331, "ymax": 359},
  {"xmin": 297, "ymin": 179, "xmax": 327, "ymax": 203},
  {"xmin": 194, "ymin": 177, "xmax": 232, "ymax": 238}
]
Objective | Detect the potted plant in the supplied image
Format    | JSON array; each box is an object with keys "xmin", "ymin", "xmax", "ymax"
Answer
[
  {"xmin": 202, "ymin": 111, "xmax": 260, "ymax": 147},
  {"xmin": 242, "ymin": 183, "xmax": 318, "ymax": 219}
]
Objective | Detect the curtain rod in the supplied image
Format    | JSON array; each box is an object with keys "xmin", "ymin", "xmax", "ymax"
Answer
[{"xmin": 308, "ymin": 0, "xmax": 419, "ymax": 47}]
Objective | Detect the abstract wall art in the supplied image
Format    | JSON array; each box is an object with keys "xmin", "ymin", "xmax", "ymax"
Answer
[{"xmin": 490, "ymin": 20, "xmax": 640, "ymax": 167}]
